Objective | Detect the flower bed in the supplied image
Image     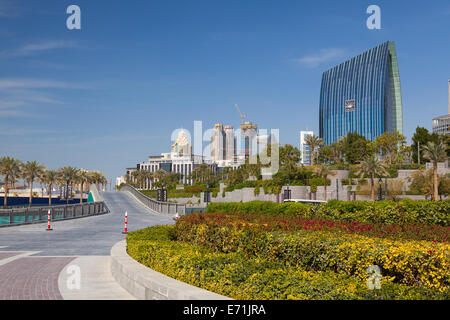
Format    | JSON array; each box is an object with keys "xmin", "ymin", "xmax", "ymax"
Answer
[
  {"xmin": 175, "ymin": 215, "xmax": 449, "ymax": 291},
  {"xmin": 126, "ymin": 199, "xmax": 450, "ymax": 299},
  {"xmin": 126, "ymin": 226, "xmax": 448, "ymax": 300},
  {"xmin": 177, "ymin": 212, "xmax": 449, "ymax": 242}
]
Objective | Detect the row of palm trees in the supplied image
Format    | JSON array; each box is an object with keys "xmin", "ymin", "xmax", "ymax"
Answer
[
  {"xmin": 129, "ymin": 163, "xmax": 222, "ymax": 190},
  {"xmin": 0, "ymin": 156, "xmax": 107, "ymax": 207},
  {"xmin": 128, "ymin": 169, "xmax": 171, "ymax": 189},
  {"xmin": 315, "ymin": 141, "xmax": 447, "ymax": 202}
]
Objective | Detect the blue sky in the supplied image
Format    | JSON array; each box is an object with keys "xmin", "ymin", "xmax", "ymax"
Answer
[{"xmin": 1, "ymin": 0, "xmax": 449, "ymax": 182}]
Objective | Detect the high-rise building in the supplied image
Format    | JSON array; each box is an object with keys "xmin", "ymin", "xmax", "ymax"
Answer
[
  {"xmin": 432, "ymin": 80, "xmax": 450, "ymax": 135},
  {"xmin": 224, "ymin": 125, "xmax": 235, "ymax": 162},
  {"xmin": 211, "ymin": 122, "xmax": 271, "ymax": 167},
  {"xmin": 257, "ymin": 133, "xmax": 272, "ymax": 155},
  {"xmin": 239, "ymin": 121, "xmax": 258, "ymax": 161},
  {"xmin": 211, "ymin": 124, "xmax": 225, "ymax": 162},
  {"xmin": 300, "ymin": 131, "xmax": 314, "ymax": 166},
  {"xmin": 319, "ymin": 41, "xmax": 403, "ymax": 145}
]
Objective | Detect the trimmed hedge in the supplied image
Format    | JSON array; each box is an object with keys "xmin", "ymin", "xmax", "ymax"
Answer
[
  {"xmin": 206, "ymin": 199, "xmax": 450, "ymax": 227},
  {"xmin": 127, "ymin": 226, "xmax": 448, "ymax": 300}
]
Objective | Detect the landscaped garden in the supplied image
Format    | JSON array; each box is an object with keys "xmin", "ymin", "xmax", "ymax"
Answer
[{"xmin": 126, "ymin": 199, "xmax": 450, "ymax": 300}]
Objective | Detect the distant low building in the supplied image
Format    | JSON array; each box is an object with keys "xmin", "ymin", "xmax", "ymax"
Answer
[
  {"xmin": 433, "ymin": 114, "xmax": 450, "ymax": 135},
  {"xmin": 300, "ymin": 131, "xmax": 314, "ymax": 166},
  {"xmin": 116, "ymin": 176, "xmax": 126, "ymax": 187},
  {"xmin": 432, "ymin": 80, "xmax": 450, "ymax": 135},
  {"xmin": 127, "ymin": 130, "xmax": 216, "ymax": 188}
]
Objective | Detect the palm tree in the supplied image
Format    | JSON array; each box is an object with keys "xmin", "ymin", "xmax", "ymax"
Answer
[
  {"xmin": 89, "ymin": 171, "xmax": 103, "ymax": 191},
  {"xmin": 356, "ymin": 155, "xmax": 389, "ymax": 201},
  {"xmin": 9, "ymin": 159, "xmax": 23, "ymax": 192},
  {"xmin": 142, "ymin": 170, "xmax": 154, "ymax": 190},
  {"xmin": 305, "ymin": 135, "xmax": 324, "ymax": 166},
  {"xmin": 129, "ymin": 170, "xmax": 139, "ymax": 186},
  {"xmin": 280, "ymin": 144, "xmax": 301, "ymax": 173},
  {"xmin": 313, "ymin": 164, "xmax": 336, "ymax": 201},
  {"xmin": 40, "ymin": 170, "xmax": 59, "ymax": 206},
  {"xmin": 0, "ymin": 157, "xmax": 23, "ymax": 207},
  {"xmin": 337, "ymin": 136, "xmax": 347, "ymax": 163},
  {"xmin": 58, "ymin": 166, "xmax": 79, "ymax": 204},
  {"xmin": 153, "ymin": 169, "xmax": 168, "ymax": 188},
  {"xmin": 422, "ymin": 141, "xmax": 448, "ymax": 201},
  {"xmin": 190, "ymin": 164, "xmax": 216, "ymax": 185},
  {"xmin": 76, "ymin": 170, "xmax": 91, "ymax": 203},
  {"xmin": 21, "ymin": 161, "xmax": 46, "ymax": 207},
  {"xmin": 136, "ymin": 171, "xmax": 147, "ymax": 189},
  {"xmin": 100, "ymin": 175, "xmax": 108, "ymax": 191}
]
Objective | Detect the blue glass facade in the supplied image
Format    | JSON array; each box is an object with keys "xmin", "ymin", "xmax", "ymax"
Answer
[{"xmin": 319, "ymin": 41, "xmax": 403, "ymax": 145}]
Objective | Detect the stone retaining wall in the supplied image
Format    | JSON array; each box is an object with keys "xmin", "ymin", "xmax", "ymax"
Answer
[{"xmin": 110, "ymin": 240, "xmax": 231, "ymax": 300}]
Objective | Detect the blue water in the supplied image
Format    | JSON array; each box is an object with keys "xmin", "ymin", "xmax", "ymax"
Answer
[
  {"xmin": 0, "ymin": 197, "xmax": 88, "ymax": 225},
  {"xmin": 1, "ymin": 196, "xmax": 86, "ymax": 207}
]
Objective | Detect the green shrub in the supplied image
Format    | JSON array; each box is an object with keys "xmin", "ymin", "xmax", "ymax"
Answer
[
  {"xmin": 308, "ymin": 177, "xmax": 331, "ymax": 187},
  {"xmin": 254, "ymin": 185, "xmax": 261, "ymax": 196},
  {"xmin": 225, "ymin": 181, "xmax": 258, "ymax": 192},
  {"xmin": 140, "ymin": 189, "xmax": 201, "ymax": 199},
  {"xmin": 207, "ymin": 199, "xmax": 450, "ymax": 226},
  {"xmin": 341, "ymin": 178, "xmax": 357, "ymax": 186}
]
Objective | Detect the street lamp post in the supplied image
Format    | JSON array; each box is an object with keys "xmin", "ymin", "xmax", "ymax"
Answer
[
  {"xmin": 336, "ymin": 179, "xmax": 339, "ymax": 201},
  {"xmin": 378, "ymin": 177, "xmax": 383, "ymax": 201},
  {"xmin": 204, "ymin": 184, "xmax": 211, "ymax": 203},
  {"xmin": 285, "ymin": 182, "xmax": 291, "ymax": 201},
  {"xmin": 384, "ymin": 178, "xmax": 388, "ymax": 200}
]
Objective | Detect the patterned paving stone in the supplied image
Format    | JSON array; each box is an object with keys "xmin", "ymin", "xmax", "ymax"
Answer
[
  {"xmin": 0, "ymin": 252, "xmax": 22, "ymax": 261},
  {"xmin": 0, "ymin": 257, "xmax": 75, "ymax": 300}
]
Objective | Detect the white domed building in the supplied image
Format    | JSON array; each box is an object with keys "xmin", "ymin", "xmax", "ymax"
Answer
[
  {"xmin": 128, "ymin": 129, "xmax": 216, "ymax": 188},
  {"xmin": 171, "ymin": 130, "xmax": 192, "ymax": 156}
]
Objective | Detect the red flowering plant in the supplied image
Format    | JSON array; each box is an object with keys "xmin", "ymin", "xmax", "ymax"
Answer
[{"xmin": 175, "ymin": 212, "xmax": 449, "ymax": 243}]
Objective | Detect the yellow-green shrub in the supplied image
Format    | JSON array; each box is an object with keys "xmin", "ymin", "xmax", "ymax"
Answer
[
  {"xmin": 126, "ymin": 226, "xmax": 448, "ymax": 300},
  {"xmin": 175, "ymin": 222, "xmax": 450, "ymax": 291}
]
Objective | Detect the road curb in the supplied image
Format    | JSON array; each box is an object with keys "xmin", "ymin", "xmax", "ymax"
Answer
[{"xmin": 110, "ymin": 240, "xmax": 232, "ymax": 300}]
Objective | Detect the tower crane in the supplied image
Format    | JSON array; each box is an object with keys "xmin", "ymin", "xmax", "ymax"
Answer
[{"xmin": 234, "ymin": 104, "xmax": 246, "ymax": 125}]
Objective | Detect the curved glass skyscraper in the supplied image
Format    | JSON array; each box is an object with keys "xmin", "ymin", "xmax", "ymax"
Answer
[{"xmin": 319, "ymin": 41, "xmax": 403, "ymax": 145}]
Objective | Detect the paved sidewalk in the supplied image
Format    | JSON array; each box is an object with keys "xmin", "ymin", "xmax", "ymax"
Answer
[
  {"xmin": 0, "ymin": 191, "xmax": 174, "ymax": 300},
  {"xmin": 58, "ymin": 256, "xmax": 135, "ymax": 300}
]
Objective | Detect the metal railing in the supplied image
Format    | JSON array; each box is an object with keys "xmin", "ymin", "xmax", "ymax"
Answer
[
  {"xmin": 120, "ymin": 184, "xmax": 185, "ymax": 215},
  {"xmin": 0, "ymin": 201, "xmax": 109, "ymax": 227}
]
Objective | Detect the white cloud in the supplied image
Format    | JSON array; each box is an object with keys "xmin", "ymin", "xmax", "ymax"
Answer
[
  {"xmin": 0, "ymin": 40, "xmax": 77, "ymax": 58},
  {"xmin": 294, "ymin": 48, "xmax": 348, "ymax": 68},
  {"xmin": 0, "ymin": 79, "xmax": 85, "ymax": 118},
  {"xmin": 0, "ymin": 79, "xmax": 86, "ymax": 90},
  {"xmin": 0, "ymin": 99, "xmax": 35, "ymax": 117},
  {"xmin": 0, "ymin": 111, "xmax": 27, "ymax": 117},
  {"xmin": 0, "ymin": 100, "xmax": 27, "ymax": 109},
  {"xmin": 0, "ymin": 128, "xmax": 53, "ymax": 135}
]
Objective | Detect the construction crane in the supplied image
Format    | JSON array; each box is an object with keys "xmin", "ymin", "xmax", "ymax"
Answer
[{"xmin": 234, "ymin": 104, "xmax": 246, "ymax": 125}]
